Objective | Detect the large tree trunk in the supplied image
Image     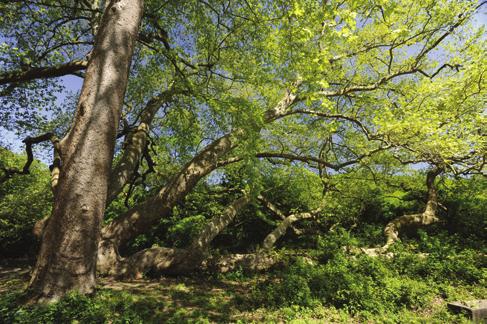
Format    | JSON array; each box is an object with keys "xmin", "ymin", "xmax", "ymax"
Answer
[
  {"xmin": 363, "ymin": 168, "xmax": 442, "ymax": 256},
  {"xmin": 103, "ymin": 195, "xmax": 250, "ymax": 278},
  {"xmin": 97, "ymin": 84, "xmax": 301, "ymax": 273},
  {"xmin": 27, "ymin": 0, "xmax": 143, "ymax": 303}
]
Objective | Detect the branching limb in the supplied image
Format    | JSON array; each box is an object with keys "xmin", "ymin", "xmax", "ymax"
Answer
[
  {"xmin": 190, "ymin": 194, "xmax": 251, "ymax": 251},
  {"xmin": 363, "ymin": 167, "xmax": 443, "ymax": 256},
  {"xmin": 123, "ymin": 138, "xmax": 157, "ymax": 208},
  {"xmin": 0, "ymin": 60, "xmax": 88, "ymax": 86},
  {"xmin": 257, "ymin": 195, "xmax": 302, "ymax": 235},
  {"xmin": 101, "ymin": 194, "xmax": 251, "ymax": 277},
  {"xmin": 99, "ymin": 82, "xmax": 302, "ymax": 261},
  {"xmin": 261, "ymin": 209, "xmax": 320, "ymax": 250},
  {"xmin": 107, "ymin": 88, "xmax": 182, "ymax": 203},
  {"xmin": 1, "ymin": 133, "xmax": 60, "ymax": 186},
  {"xmin": 416, "ymin": 63, "xmax": 461, "ymax": 79}
]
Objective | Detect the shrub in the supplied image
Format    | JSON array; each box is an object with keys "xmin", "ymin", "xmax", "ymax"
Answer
[
  {"xmin": 252, "ymin": 272, "xmax": 315, "ymax": 307},
  {"xmin": 390, "ymin": 231, "xmax": 486, "ymax": 285},
  {"xmin": 251, "ymin": 248, "xmax": 439, "ymax": 314}
]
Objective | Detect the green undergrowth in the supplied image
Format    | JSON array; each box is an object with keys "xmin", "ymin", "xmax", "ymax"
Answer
[
  {"xmin": 247, "ymin": 229, "xmax": 486, "ymax": 322},
  {"xmin": 1, "ymin": 230, "xmax": 484, "ymax": 323},
  {"xmin": 1, "ymin": 290, "xmax": 157, "ymax": 323}
]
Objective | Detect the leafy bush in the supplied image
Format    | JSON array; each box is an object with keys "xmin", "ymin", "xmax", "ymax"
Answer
[
  {"xmin": 442, "ymin": 176, "xmax": 487, "ymax": 240},
  {"xmin": 252, "ymin": 272, "xmax": 316, "ymax": 307},
  {"xmin": 166, "ymin": 215, "xmax": 208, "ymax": 248},
  {"xmin": 390, "ymin": 231, "xmax": 487, "ymax": 285}
]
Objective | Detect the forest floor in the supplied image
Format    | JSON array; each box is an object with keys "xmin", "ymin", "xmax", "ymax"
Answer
[
  {"xmin": 0, "ymin": 263, "xmax": 365, "ymax": 323},
  {"xmin": 0, "ymin": 262, "xmax": 479, "ymax": 323},
  {"xmin": 0, "ymin": 264, "xmax": 314, "ymax": 323}
]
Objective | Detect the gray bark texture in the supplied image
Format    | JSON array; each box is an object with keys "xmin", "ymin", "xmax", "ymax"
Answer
[
  {"xmin": 28, "ymin": 0, "xmax": 143, "ymax": 303},
  {"xmin": 203, "ymin": 253, "xmax": 279, "ymax": 273},
  {"xmin": 106, "ymin": 89, "xmax": 180, "ymax": 203},
  {"xmin": 97, "ymin": 133, "xmax": 237, "ymax": 273},
  {"xmin": 262, "ymin": 211, "xmax": 315, "ymax": 250}
]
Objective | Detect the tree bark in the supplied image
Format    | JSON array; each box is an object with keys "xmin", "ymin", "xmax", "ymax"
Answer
[
  {"xmin": 106, "ymin": 89, "xmax": 181, "ymax": 203},
  {"xmin": 114, "ymin": 196, "xmax": 319, "ymax": 277},
  {"xmin": 363, "ymin": 168, "xmax": 442, "ymax": 256},
  {"xmin": 97, "ymin": 133, "xmax": 237, "ymax": 273},
  {"xmin": 258, "ymin": 195, "xmax": 303, "ymax": 235},
  {"xmin": 0, "ymin": 60, "xmax": 87, "ymax": 86},
  {"xmin": 190, "ymin": 195, "xmax": 251, "ymax": 251},
  {"xmin": 27, "ymin": 0, "xmax": 143, "ymax": 303},
  {"xmin": 204, "ymin": 252, "xmax": 279, "ymax": 273},
  {"xmin": 261, "ymin": 211, "xmax": 315, "ymax": 250}
]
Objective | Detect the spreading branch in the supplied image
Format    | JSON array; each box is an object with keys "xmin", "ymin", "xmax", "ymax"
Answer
[
  {"xmin": 258, "ymin": 195, "xmax": 302, "ymax": 235},
  {"xmin": 262, "ymin": 209, "xmax": 320, "ymax": 250},
  {"xmin": 0, "ymin": 60, "xmax": 87, "ymax": 86}
]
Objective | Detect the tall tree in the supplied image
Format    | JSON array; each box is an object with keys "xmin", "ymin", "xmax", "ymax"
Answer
[{"xmin": 27, "ymin": 0, "xmax": 144, "ymax": 302}]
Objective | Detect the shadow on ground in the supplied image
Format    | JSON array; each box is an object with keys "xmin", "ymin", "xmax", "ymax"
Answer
[
  {"xmin": 0, "ymin": 265, "xmax": 259, "ymax": 323},
  {"xmin": 99, "ymin": 276, "xmax": 255, "ymax": 322}
]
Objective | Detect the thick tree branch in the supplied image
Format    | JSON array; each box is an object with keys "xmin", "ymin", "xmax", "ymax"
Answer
[
  {"xmin": 190, "ymin": 194, "xmax": 251, "ymax": 251},
  {"xmin": 258, "ymin": 195, "xmax": 303, "ymax": 235},
  {"xmin": 107, "ymin": 88, "xmax": 182, "ymax": 203},
  {"xmin": 262, "ymin": 209, "xmax": 319, "ymax": 250},
  {"xmin": 97, "ymin": 83, "xmax": 304, "ymax": 272},
  {"xmin": 363, "ymin": 167, "xmax": 443, "ymax": 256},
  {"xmin": 103, "ymin": 194, "xmax": 251, "ymax": 277},
  {"xmin": 0, "ymin": 60, "xmax": 88, "ymax": 86}
]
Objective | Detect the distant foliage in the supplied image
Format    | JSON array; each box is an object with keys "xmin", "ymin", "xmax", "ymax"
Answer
[
  {"xmin": 442, "ymin": 176, "xmax": 487, "ymax": 240},
  {"xmin": 0, "ymin": 148, "xmax": 51, "ymax": 257}
]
